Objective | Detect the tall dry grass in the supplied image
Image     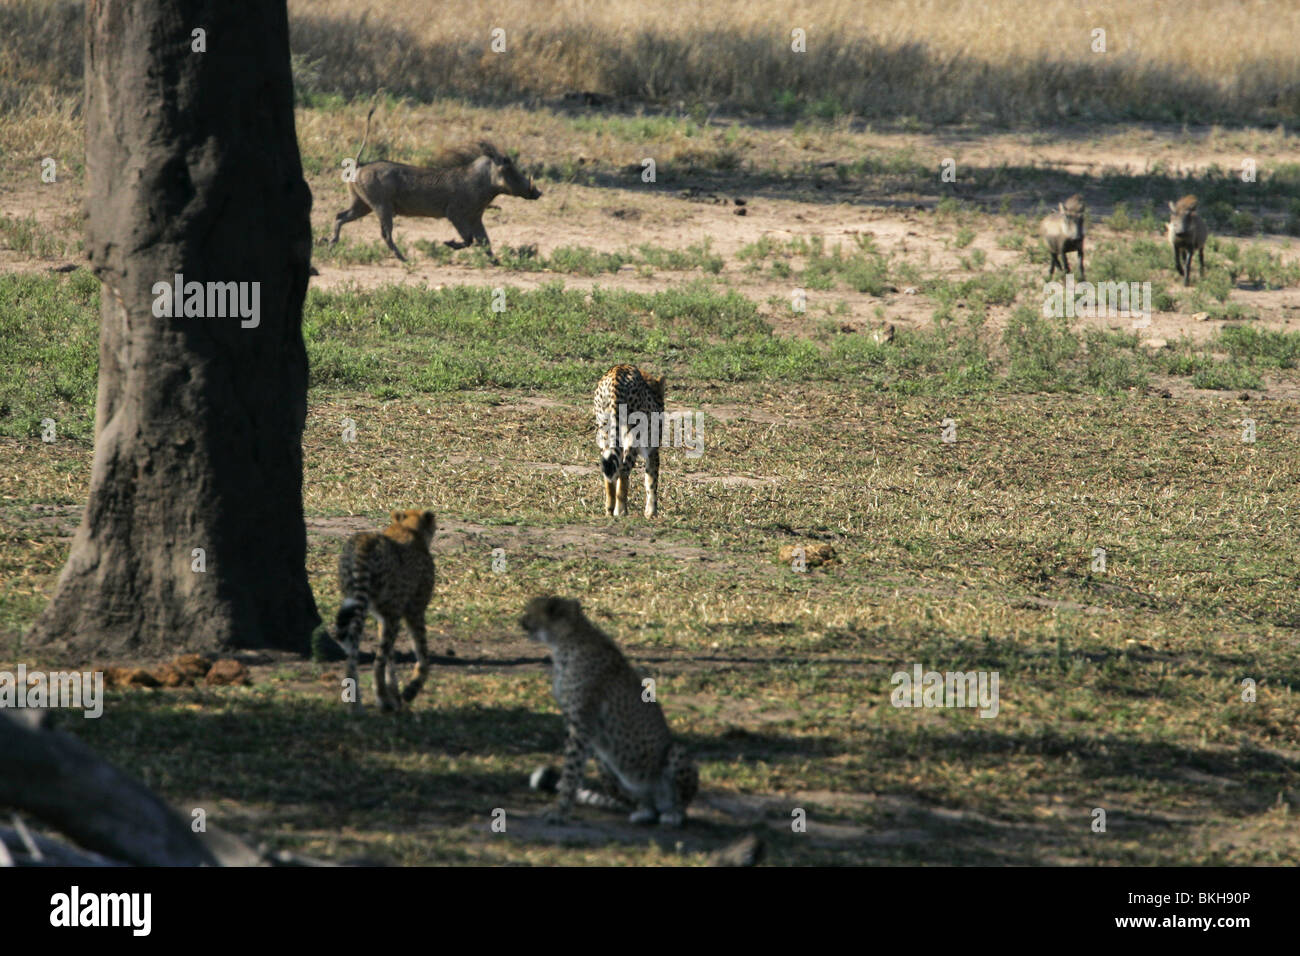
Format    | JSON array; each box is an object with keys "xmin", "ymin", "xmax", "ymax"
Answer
[
  {"xmin": 287, "ymin": 0, "xmax": 1300, "ymax": 123},
  {"xmin": 2, "ymin": 0, "xmax": 1299, "ymax": 135}
]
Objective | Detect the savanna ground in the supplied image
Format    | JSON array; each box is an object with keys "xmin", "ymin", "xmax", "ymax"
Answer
[{"xmin": 0, "ymin": 0, "xmax": 1298, "ymax": 865}]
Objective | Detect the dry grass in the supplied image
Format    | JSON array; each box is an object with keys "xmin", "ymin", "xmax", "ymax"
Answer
[
  {"xmin": 5, "ymin": 0, "xmax": 1300, "ymax": 131},
  {"xmin": 284, "ymin": 0, "xmax": 1300, "ymax": 124}
]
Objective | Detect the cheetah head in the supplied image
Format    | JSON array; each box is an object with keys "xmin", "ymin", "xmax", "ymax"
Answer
[
  {"xmin": 391, "ymin": 508, "xmax": 437, "ymax": 544},
  {"xmin": 645, "ymin": 374, "xmax": 666, "ymax": 406},
  {"xmin": 519, "ymin": 595, "xmax": 583, "ymax": 646}
]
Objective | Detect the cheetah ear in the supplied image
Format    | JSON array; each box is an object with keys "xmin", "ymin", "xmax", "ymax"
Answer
[
  {"xmin": 651, "ymin": 375, "xmax": 666, "ymax": 403},
  {"xmin": 422, "ymin": 510, "xmax": 437, "ymax": 532},
  {"xmin": 391, "ymin": 509, "xmax": 405, "ymax": 524},
  {"xmin": 1168, "ymin": 201, "xmax": 1177, "ymax": 213},
  {"xmin": 1058, "ymin": 202, "xmax": 1065, "ymax": 214}
]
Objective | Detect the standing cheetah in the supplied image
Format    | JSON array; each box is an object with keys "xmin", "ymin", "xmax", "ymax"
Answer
[
  {"xmin": 335, "ymin": 508, "xmax": 436, "ymax": 711},
  {"xmin": 519, "ymin": 595, "xmax": 698, "ymax": 826},
  {"xmin": 594, "ymin": 364, "xmax": 665, "ymax": 518}
]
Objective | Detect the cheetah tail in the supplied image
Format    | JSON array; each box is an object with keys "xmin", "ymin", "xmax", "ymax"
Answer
[
  {"xmin": 601, "ymin": 451, "xmax": 620, "ymax": 481},
  {"xmin": 334, "ymin": 596, "xmax": 368, "ymax": 649}
]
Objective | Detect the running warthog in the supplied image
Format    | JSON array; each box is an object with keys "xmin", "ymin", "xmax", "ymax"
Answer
[
  {"xmin": 330, "ymin": 111, "xmax": 542, "ymax": 261},
  {"xmin": 1167, "ymin": 195, "xmax": 1208, "ymax": 286},
  {"xmin": 1041, "ymin": 194, "xmax": 1086, "ymax": 281}
]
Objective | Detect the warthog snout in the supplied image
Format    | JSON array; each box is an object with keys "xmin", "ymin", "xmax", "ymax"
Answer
[{"xmin": 493, "ymin": 156, "xmax": 542, "ymax": 200}]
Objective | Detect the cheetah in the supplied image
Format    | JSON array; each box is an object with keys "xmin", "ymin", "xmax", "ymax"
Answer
[
  {"xmin": 594, "ymin": 364, "xmax": 665, "ymax": 518},
  {"xmin": 335, "ymin": 508, "xmax": 436, "ymax": 711},
  {"xmin": 519, "ymin": 595, "xmax": 698, "ymax": 826}
]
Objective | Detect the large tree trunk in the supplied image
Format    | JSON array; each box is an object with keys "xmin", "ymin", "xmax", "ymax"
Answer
[{"xmin": 28, "ymin": 0, "xmax": 319, "ymax": 658}]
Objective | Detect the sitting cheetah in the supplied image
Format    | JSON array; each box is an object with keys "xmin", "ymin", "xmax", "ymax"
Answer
[
  {"xmin": 335, "ymin": 508, "xmax": 436, "ymax": 711},
  {"xmin": 519, "ymin": 595, "xmax": 698, "ymax": 826},
  {"xmin": 593, "ymin": 364, "xmax": 665, "ymax": 518}
]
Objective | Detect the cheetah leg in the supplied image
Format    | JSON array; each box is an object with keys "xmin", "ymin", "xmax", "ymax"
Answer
[
  {"xmin": 615, "ymin": 450, "xmax": 636, "ymax": 517},
  {"xmin": 579, "ymin": 761, "xmax": 633, "ymax": 811},
  {"xmin": 401, "ymin": 612, "xmax": 430, "ymax": 704},
  {"xmin": 657, "ymin": 743, "xmax": 696, "ymax": 827},
  {"xmin": 343, "ymin": 643, "xmax": 361, "ymax": 712},
  {"xmin": 374, "ymin": 615, "xmax": 401, "ymax": 711},
  {"xmin": 604, "ymin": 477, "xmax": 617, "ymax": 515},
  {"xmin": 544, "ymin": 726, "xmax": 588, "ymax": 823},
  {"xmin": 386, "ymin": 649, "xmax": 401, "ymax": 705},
  {"xmin": 643, "ymin": 446, "xmax": 659, "ymax": 518},
  {"xmin": 613, "ymin": 473, "xmax": 628, "ymax": 516}
]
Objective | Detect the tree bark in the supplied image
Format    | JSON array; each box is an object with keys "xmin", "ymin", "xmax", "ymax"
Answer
[{"xmin": 29, "ymin": 0, "xmax": 319, "ymax": 657}]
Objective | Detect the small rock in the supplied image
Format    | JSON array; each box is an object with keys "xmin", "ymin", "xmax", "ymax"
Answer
[
  {"xmin": 50, "ymin": 263, "xmax": 78, "ymax": 273},
  {"xmin": 1239, "ymin": 392, "xmax": 1251, "ymax": 401},
  {"xmin": 778, "ymin": 542, "xmax": 837, "ymax": 567},
  {"xmin": 902, "ymin": 286, "xmax": 918, "ymax": 295},
  {"xmin": 1193, "ymin": 312, "xmax": 1211, "ymax": 322},
  {"xmin": 205, "ymin": 659, "xmax": 250, "ymax": 687},
  {"xmin": 103, "ymin": 666, "xmax": 160, "ymax": 689},
  {"xmin": 733, "ymin": 197, "xmax": 747, "ymax": 206},
  {"xmin": 734, "ymin": 207, "xmax": 747, "ymax": 216},
  {"xmin": 171, "ymin": 653, "xmax": 212, "ymax": 683},
  {"xmin": 444, "ymin": 647, "xmax": 456, "ymax": 657},
  {"xmin": 1140, "ymin": 337, "xmax": 1168, "ymax": 350}
]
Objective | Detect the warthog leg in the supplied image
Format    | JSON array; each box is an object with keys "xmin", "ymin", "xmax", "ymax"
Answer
[
  {"xmin": 331, "ymin": 197, "xmax": 371, "ymax": 244},
  {"xmin": 444, "ymin": 212, "xmax": 478, "ymax": 250},
  {"xmin": 1076, "ymin": 241, "xmax": 1085, "ymax": 282},
  {"xmin": 375, "ymin": 204, "xmax": 406, "ymax": 261}
]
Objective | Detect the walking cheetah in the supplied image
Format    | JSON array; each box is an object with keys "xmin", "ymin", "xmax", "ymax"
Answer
[
  {"xmin": 335, "ymin": 508, "xmax": 436, "ymax": 711},
  {"xmin": 593, "ymin": 364, "xmax": 665, "ymax": 518},
  {"xmin": 519, "ymin": 595, "xmax": 698, "ymax": 826}
]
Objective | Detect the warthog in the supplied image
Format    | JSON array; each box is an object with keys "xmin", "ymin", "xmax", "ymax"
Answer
[
  {"xmin": 1041, "ymin": 194, "xmax": 1086, "ymax": 281},
  {"xmin": 330, "ymin": 110, "xmax": 542, "ymax": 261},
  {"xmin": 1167, "ymin": 195, "xmax": 1208, "ymax": 286}
]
